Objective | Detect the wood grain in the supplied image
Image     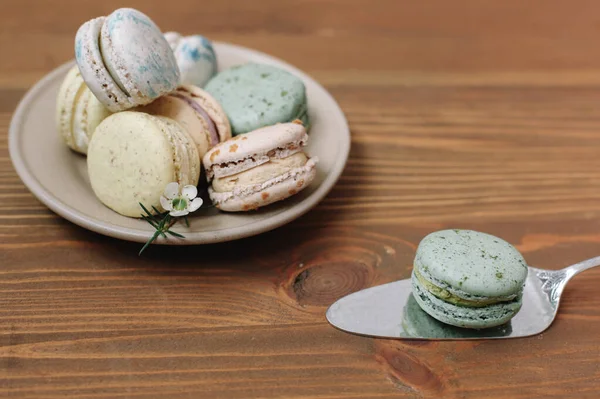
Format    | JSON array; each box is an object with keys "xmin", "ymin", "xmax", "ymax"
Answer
[{"xmin": 2, "ymin": 1, "xmax": 600, "ymax": 398}]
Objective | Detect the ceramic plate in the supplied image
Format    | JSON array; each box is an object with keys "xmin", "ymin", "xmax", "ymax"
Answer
[{"xmin": 9, "ymin": 42, "xmax": 350, "ymax": 244}]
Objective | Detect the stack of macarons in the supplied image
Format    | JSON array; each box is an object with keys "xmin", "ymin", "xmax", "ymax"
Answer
[{"xmin": 56, "ymin": 7, "xmax": 317, "ymax": 218}]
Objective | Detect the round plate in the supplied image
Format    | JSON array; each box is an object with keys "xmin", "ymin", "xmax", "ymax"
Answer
[{"xmin": 9, "ymin": 42, "xmax": 350, "ymax": 244}]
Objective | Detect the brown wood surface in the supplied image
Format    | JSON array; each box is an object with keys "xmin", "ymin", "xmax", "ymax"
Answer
[{"xmin": 2, "ymin": 0, "xmax": 600, "ymax": 398}]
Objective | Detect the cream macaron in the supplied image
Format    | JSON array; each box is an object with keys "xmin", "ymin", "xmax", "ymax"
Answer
[
  {"xmin": 136, "ymin": 85, "xmax": 231, "ymax": 158},
  {"xmin": 203, "ymin": 121, "xmax": 318, "ymax": 212},
  {"xmin": 87, "ymin": 112, "xmax": 200, "ymax": 217},
  {"xmin": 55, "ymin": 65, "xmax": 112, "ymax": 154}
]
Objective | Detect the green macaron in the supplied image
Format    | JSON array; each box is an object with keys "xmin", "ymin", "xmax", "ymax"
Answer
[
  {"xmin": 205, "ymin": 63, "xmax": 309, "ymax": 135},
  {"xmin": 411, "ymin": 229, "xmax": 528, "ymax": 329}
]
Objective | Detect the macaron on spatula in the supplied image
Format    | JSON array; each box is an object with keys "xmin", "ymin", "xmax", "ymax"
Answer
[{"xmin": 326, "ymin": 256, "xmax": 600, "ymax": 340}]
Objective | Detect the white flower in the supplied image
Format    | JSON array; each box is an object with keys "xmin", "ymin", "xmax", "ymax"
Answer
[{"xmin": 160, "ymin": 182, "xmax": 203, "ymax": 217}]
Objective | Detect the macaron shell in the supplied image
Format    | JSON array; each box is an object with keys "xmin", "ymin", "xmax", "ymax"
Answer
[
  {"xmin": 100, "ymin": 8, "xmax": 180, "ymax": 105},
  {"xmin": 209, "ymin": 157, "xmax": 317, "ymax": 212},
  {"xmin": 203, "ymin": 122, "xmax": 308, "ymax": 179},
  {"xmin": 184, "ymin": 131, "xmax": 201, "ymax": 187},
  {"xmin": 88, "ymin": 112, "xmax": 177, "ymax": 217},
  {"xmin": 415, "ymin": 229, "xmax": 528, "ymax": 298},
  {"xmin": 162, "ymin": 118, "xmax": 190, "ymax": 188},
  {"xmin": 205, "ymin": 63, "xmax": 308, "ymax": 135},
  {"xmin": 75, "ymin": 17, "xmax": 134, "ymax": 112},
  {"xmin": 167, "ymin": 33, "xmax": 217, "ymax": 87},
  {"xmin": 177, "ymin": 85, "xmax": 231, "ymax": 143},
  {"xmin": 412, "ymin": 273, "xmax": 521, "ymax": 329},
  {"xmin": 56, "ymin": 65, "xmax": 84, "ymax": 151},
  {"xmin": 73, "ymin": 88, "xmax": 112, "ymax": 154},
  {"xmin": 71, "ymin": 89, "xmax": 92, "ymax": 152},
  {"xmin": 84, "ymin": 91, "xmax": 113, "ymax": 140},
  {"xmin": 153, "ymin": 116, "xmax": 201, "ymax": 188},
  {"xmin": 137, "ymin": 95, "xmax": 211, "ymax": 158}
]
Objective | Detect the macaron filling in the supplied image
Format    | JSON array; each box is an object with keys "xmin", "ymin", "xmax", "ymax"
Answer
[
  {"xmin": 207, "ymin": 142, "xmax": 305, "ymax": 180},
  {"xmin": 75, "ymin": 16, "xmax": 137, "ymax": 113},
  {"xmin": 209, "ymin": 156, "xmax": 318, "ymax": 203},
  {"xmin": 86, "ymin": 17, "xmax": 132, "ymax": 99},
  {"xmin": 211, "ymin": 152, "xmax": 308, "ymax": 193},
  {"xmin": 412, "ymin": 276, "xmax": 522, "ymax": 328},
  {"xmin": 413, "ymin": 269, "xmax": 516, "ymax": 308},
  {"xmin": 171, "ymin": 92, "xmax": 219, "ymax": 146},
  {"xmin": 99, "ymin": 32, "xmax": 131, "ymax": 97}
]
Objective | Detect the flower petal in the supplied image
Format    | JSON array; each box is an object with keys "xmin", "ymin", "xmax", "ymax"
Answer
[
  {"xmin": 182, "ymin": 185, "xmax": 198, "ymax": 201},
  {"xmin": 160, "ymin": 196, "xmax": 173, "ymax": 211},
  {"xmin": 188, "ymin": 198, "xmax": 203, "ymax": 213},
  {"xmin": 170, "ymin": 209, "xmax": 189, "ymax": 217},
  {"xmin": 164, "ymin": 182, "xmax": 179, "ymax": 199}
]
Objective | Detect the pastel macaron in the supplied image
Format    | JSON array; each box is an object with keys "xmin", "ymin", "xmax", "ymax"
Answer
[
  {"xmin": 75, "ymin": 8, "xmax": 180, "ymax": 112},
  {"xmin": 205, "ymin": 63, "xmax": 309, "ymax": 135},
  {"xmin": 136, "ymin": 85, "xmax": 231, "ymax": 158},
  {"xmin": 412, "ymin": 229, "xmax": 529, "ymax": 329},
  {"xmin": 87, "ymin": 112, "xmax": 200, "ymax": 217},
  {"xmin": 164, "ymin": 32, "xmax": 217, "ymax": 88},
  {"xmin": 203, "ymin": 121, "xmax": 318, "ymax": 212},
  {"xmin": 56, "ymin": 65, "xmax": 112, "ymax": 154}
]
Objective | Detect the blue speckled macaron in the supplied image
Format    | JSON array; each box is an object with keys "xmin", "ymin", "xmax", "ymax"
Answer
[
  {"xmin": 75, "ymin": 8, "xmax": 180, "ymax": 112},
  {"xmin": 164, "ymin": 32, "xmax": 217, "ymax": 88},
  {"xmin": 411, "ymin": 229, "xmax": 529, "ymax": 329},
  {"xmin": 204, "ymin": 63, "xmax": 309, "ymax": 135}
]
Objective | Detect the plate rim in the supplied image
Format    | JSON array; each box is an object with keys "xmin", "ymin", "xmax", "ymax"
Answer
[{"xmin": 8, "ymin": 41, "xmax": 350, "ymax": 245}]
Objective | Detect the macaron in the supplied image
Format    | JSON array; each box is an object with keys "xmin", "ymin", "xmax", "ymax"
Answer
[
  {"xmin": 205, "ymin": 63, "xmax": 309, "ymax": 135},
  {"xmin": 55, "ymin": 65, "xmax": 112, "ymax": 154},
  {"xmin": 136, "ymin": 85, "xmax": 231, "ymax": 158},
  {"xmin": 164, "ymin": 32, "xmax": 217, "ymax": 88},
  {"xmin": 75, "ymin": 8, "xmax": 180, "ymax": 112},
  {"xmin": 411, "ymin": 229, "xmax": 529, "ymax": 329},
  {"xmin": 87, "ymin": 112, "xmax": 200, "ymax": 217},
  {"xmin": 203, "ymin": 121, "xmax": 317, "ymax": 212}
]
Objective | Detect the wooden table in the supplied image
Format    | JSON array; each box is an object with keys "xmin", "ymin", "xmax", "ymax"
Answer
[{"xmin": 2, "ymin": 1, "xmax": 600, "ymax": 397}]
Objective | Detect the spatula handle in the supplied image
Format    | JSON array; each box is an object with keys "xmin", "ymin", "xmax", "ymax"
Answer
[{"xmin": 563, "ymin": 256, "xmax": 600, "ymax": 277}]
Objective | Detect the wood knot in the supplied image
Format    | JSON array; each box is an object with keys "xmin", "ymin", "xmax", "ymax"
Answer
[
  {"xmin": 375, "ymin": 342, "xmax": 446, "ymax": 396},
  {"xmin": 273, "ymin": 230, "xmax": 417, "ymax": 313},
  {"xmin": 291, "ymin": 261, "xmax": 374, "ymax": 307}
]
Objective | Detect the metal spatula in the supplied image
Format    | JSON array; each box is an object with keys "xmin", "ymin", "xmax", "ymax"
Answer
[{"xmin": 326, "ymin": 256, "xmax": 600, "ymax": 340}]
